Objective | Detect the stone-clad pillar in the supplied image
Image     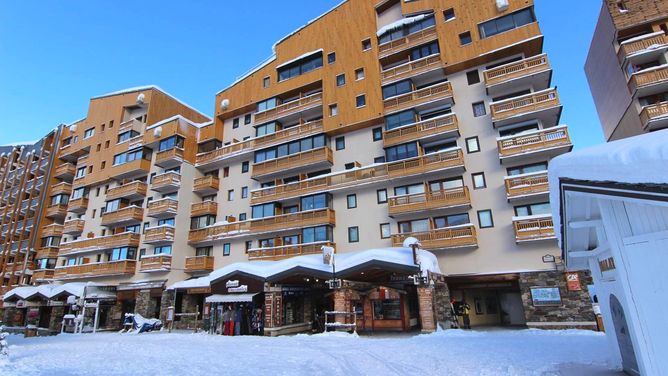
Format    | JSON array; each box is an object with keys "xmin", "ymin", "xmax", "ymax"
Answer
[
  {"xmin": 160, "ymin": 289, "xmax": 175, "ymax": 322},
  {"xmin": 48, "ymin": 306, "xmax": 65, "ymax": 333},
  {"xmin": 134, "ymin": 289, "xmax": 152, "ymax": 317}
]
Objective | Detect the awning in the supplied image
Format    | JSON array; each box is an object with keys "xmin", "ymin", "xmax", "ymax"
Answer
[{"xmin": 205, "ymin": 293, "xmax": 258, "ymax": 304}]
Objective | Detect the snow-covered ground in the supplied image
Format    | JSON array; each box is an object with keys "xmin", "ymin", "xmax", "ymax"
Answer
[{"xmin": 0, "ymin": 329, "xmax": 620, "ymax": 376}]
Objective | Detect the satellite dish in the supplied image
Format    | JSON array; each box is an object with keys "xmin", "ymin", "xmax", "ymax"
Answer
[
  {"xmin": 496, "ymin": 0, "xmax": 509, "ymax": 12},
  {"xmin": 402, "ymin": 237, "xmax": 421, "ymax": 248},
  {"xmin": 154, "ymin": 126, "xmax": 163, "ymax": 137},
  {"xmin": 70, "ymin": 124, "xmax": 78, "ymax": 132},
  {"xmin": 220, "ymin": 99, "xmax": 230, "ymax": 110},
  {"xmin": 137, "ymin": 93, "xmax": 145, "ymax": 104}
]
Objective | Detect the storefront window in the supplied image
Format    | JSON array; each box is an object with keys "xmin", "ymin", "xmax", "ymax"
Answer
[
  {"xmin": 283, "ymin": 294, "xmax": 304, "ymax": 325},
  {"xmin": 372, "ymin": 300, "xmax": 401, "ymax": 320}
]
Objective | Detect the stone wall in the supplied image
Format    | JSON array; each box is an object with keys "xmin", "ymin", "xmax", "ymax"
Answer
[
  {"xmin": 134, "ymin": 290, "xmax": 152, "ymax": 317},
  {"xmin": 1, "ymin": 307, "xmax": 20, "ymax": 326},
  {"xmin": 433, "ymin": 281, "xmax": 454, "ymax": 328},
  {"xmin": 174, "ymin": 294, "xmax": 200, "ymax": 330},
  {"xmin": 160, "ymin": 289, "xmax": 174, "ymax": 323},
  {"xmin": 48, "ymin": 306, "xmax": 65, "ymax": 333},
  {"xmin": 519, "ymin": 270, "xmax": 596, "ymax": 330}
]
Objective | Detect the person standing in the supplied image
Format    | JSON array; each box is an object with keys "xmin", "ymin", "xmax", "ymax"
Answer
[
  {"xmin": 461, "ymin": 299, "xmax": 471, "ymax": 330},
  {"xmin": 234, "ymin": 305, "xmax": 242, "ymax": 336},
  {"xmin": 222, "ymin": 306, "xmax": 232, "ymax": 335}
]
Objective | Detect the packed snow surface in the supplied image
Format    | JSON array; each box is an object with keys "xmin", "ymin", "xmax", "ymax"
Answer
[{"xmin": 0, "ymin": 329, "xmax": 617, "ymax": 375}]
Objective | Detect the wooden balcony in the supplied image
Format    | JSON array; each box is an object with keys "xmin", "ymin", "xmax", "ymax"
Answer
[
  {"xmin": 254, "ymin": 92, "xmax": 323, "ymax": 124},
  {"xmin": 147, "ymin": 198, "xmax": 178, "ymax": 218},
  {"xmin": 139, "ymin": 254, "xmax": 172, "ymax": 272},
  {"xmin": 248, "ymin": 242, "xmax": 335, "ymax": 261},
  {"xmin": 504, "ymin": 171, "xmax": 549, "ymax": 201},
  {"xmin": 381, "ymin": 54, "xmax": 442, "ymax": 84},
  {"xmin": 383, "ymin": 113, "xmax": 458, "ymax": 147},
  {"xmin": 118, "ymin": 118, "xmax": 145, "ymax": 133},
  {"xmin": 383, "ymin": 81, "xmax": 453, "ymax": 114},
  {"xmin": 106, "ymin": 181, "xmax": 148, "ymax": 201},
  {"xmin": 63, "ymin": 219, "xmax": 85, "ymax": 235},
  {"xmin": 388, "ymin": 187, "xmax": 470, "ymax": 216},
  {"xmin": 193, "ymin": 175, "xmax": 219, "ymax": 195},
  {"xmin": 143, "ymin": 226, "xmax": 175, "ymax": 245},
  {"xmin": 5, "ymin": 261, "xmax": 36, "ymax": 272},
  {"xmin": 67, "ymin": 197, "xmax": 89, "ymax": 214},
  {"xmin": 387, "ymin": 148, "xmax": 464, "ymax": 177},
  {"xmin": 618, "ymin": 32, "xmax": 668, "ymax": 62},
  {"xmin": 490, "ymin": 88, "xmax": 561, "ymax": 125},
  {"xmin": 59, "ymin": 232, "xmax": 140, "ymax": 255},
  {"xmin": 252, "ymin": 147, "xmax": 333, "ymax": 179},
  {"xmin": 640, "ymin": 101, "xmax": 668, "ymax": 131},
  {"xmin": 100, "ymin": 206, "xmax": 144, "ymax": 227},
  {"xmin": 391, "ymin": 225, "xmax": 478, "ymax": 250},
  {"xmin": 185, "ymin": 255, "xmax": 214, "ymax": 273},
  {"xmin": 46, "ymin": 204, "xmax": 68, "ymax": 219},
  {"xmin": 513, "ymin": 215, "xmax": 555, "ymax": 242},
  {"xmin": 483, "ymin": 54, "xmax": 551, "ymax": 96},
  {"xmin": 51, "ymin": 182, "xmax": 73, "ymax": 196},
  {"xmin": 629, "ymin": 65, "xmax": 668, "ymax": 94},
  {"xmin": 112, "ymin": 158, "xmax": 151, "ymax": 180},
  {"xmin": 191, "ymin": 201, "xmax": 218, "ymax": 217},
  {"xmin": 155, "ymin": 147, "xmax": 185, "ymax": 168},
  {"xmin": 54, "ymin": 260, "xmax": 137, "ymax": 280},
  {"xmin": 36, "ymin": 246, "xmax": 60, "ymax": 259},
  {"xmin": 378, "ymin": 25, "xmax": 438, "ymax": 59},
  {"xmin": 151, "ymin": 171, "xmax": 181, "ymax": 193},
  {"xmin": 32, "ymin": 269, "xmax": 55, "ymax": 281},
  {"xmin": 54, "ymin": 163, "xmax": 76, "ymax": 180},
  {"xmin": 42, "ymin": 223, "xmax": 64, "ymax": 237},
  {"xmin": 497, "ymin": 126, "xmax": 572, "ymax": 163}
]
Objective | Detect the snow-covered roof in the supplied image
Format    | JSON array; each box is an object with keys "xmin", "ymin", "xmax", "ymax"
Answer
[
  {"xmin": 2, "ymin": 282, "xmax": 111, "ymax": 301},
  {"xmin": 377, "ymin": 14, "xmax": 429, "ymax": 37}
]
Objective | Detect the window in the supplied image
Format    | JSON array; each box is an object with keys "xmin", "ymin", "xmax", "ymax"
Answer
[
  {"xmin": 348, "ymin": 226, "xmax": 359, "ymax": 243},
  {"xmin": 158, "ymin": 218, "xmax": 175, "ymax": 227},
  {"xmin": 378, "ymin": 14, "xmax": 435, "ymax": 44},
  {"xmin": 355, "ymin": 68, "xmax": 365, "ymax": 80},
  {"xmin": 227, "ymin": 189, "xmax": 234, "ymax": 201},
  {"xmin": 356, "ymin": 94, "xmax": 366, "ymax": 108},
  {"xmin": 239, "ymin": 213, "xmax": 247, "ymax": 221},
  {"xmin": 329, "ymin": 104, "xmax": 338, "ymax": 116},
  {"xmin": 196, "ymin": 246, "xmax": 212, "ymax": 257},
  {"xmin": 257, "ymin": 98, "xmax": 277, "ymax": 112},
  {"xmin": 252, "ymin": 203, "xmax": 276, "ymax": 219},
  {"xmin": 434, "ymin": 213, "xmax": 470, "ymax": 228},
  {"xmin": 232, "ymin": 118, "xmax": 239, "ymax": 129},
  {"xmin": 385, "ymin": 142, "xmax": 418, "ymax": 162},
  {"xmin": 466, "ymin": 70, "xmax": 480, "ymax": 85},
  {"xmin": 76, "ymin": 167, "xmax": 86, "ymax": 179},
  {"xmin": 377, "ymin": 189, "xmax": 388, "ymax": 204},
  {"xmin": 335, "ymin": 137, "xmax": 345, "ymax": 150},
  {"xmin": 327, "ymin": 52, "xmax": 336, "ymax": 64},
  {"xmin": 398, "ymin": 218, "xmax": 430, "ymax": 233},
  {"xmin": 394, "ymin": 183, "xmax": 424, "ymax": 197},
  {"xmin": 105, "ymin": 140, "xmax": 110, "ymax": 148},
  {"xmin": 245, "ymin": 241, "xmax": 252, "ymax": 253},
  {"xmin": 118, "ymin": 130, "xmax": 140, "ymax": 143},
  {"xmin": 254, "ymin": 134, "xmax": 327, "ymax": 163},
  {"xmin": 241, "ymin": 161, "xmax": 249, "ymax": 173},
  {"xmin": 345, "ymin": 163, "xmax": 356, "ymax": 170},
  {"xmin": 472, "ymin": 172, "xmax": 486, "ymax": 189},
  {"xmin": 499, "ymin": 123, "xmax": 539, "ymax": 137},
  {"xmin": 302, "ymin": 225, "xmax": 332, "ymax": 243},
  {"xmin": 507, "ymin": 162, "xmax": 548, "ymax": 176},
  {"xmin": 100, "ymin": 161, "xmax": 106, "ymax": 170},
  {"xmin": 244, "ymin": 114, "xmax": 252, "ymax": 125},
  {"xmin": 374, "ymin": 156, "xmax": 386, "ymax": 164},
  {"xmin": 88, "ymin": 166, "xmax": 93, "ymax": 174},
  {"xmin": 459, "ymin": 31, "xmax": 472, "ymax": 45},
  {"xmin": 362, "ymin": 38, "xmax": 371, "ymax": 51},
  {"xmin": 71, "ymin": 187, "xmax": 87, "ymax": 199},
  {"xmin": 479, "ymin": 7, "xmax": 535, "ymax": 39},
  {"xmin": 301, "ymin": 193, "xmax": 331, "ymax": 211},
  {"xmin": 223, "ymin": 167, "xmax": 229, "ymax": 178},
  {"xmin": 223, "ymin": 243, "xmax": 231, "ymax": 256},
  {"xmin": 477, "ymin": 210, "xmax": 494, "ymax": 228},
  {"xmin": 159, "ymin": 135, "xmax": 184, "ymax": 152},
  {"xmin": 241, "ymin": 186, "xmax": 248, "ymax": 199},
  {"xmin": 472, "ymin": 102, "xmax": 486, "ymax": 117},
  {"xmin": 154, "ymin": 245, "xmax": 172, "ymax": 255},
  {"xmin": 514, "ymin": 202, "xmax": 551, "ymax": 217},
  {"xmin": 380, "ymin": 223, "xmax": 391, "ymax": 239},
  {"xmin": 443, "ymin": 8, "xmax": 455, "ymax": 21},
  {"xmin": 277, "ymin": 51, "xmax": 323, "ymax": 81},
  {"xmin": 96, "ymin": 144, "xmax": 101, "ymax": 152},
  {"xmin": 263, "ymin": 76, "xmax": 270, "ymax": 88},
  {"xmin": 385, "ymin": 110, "xmax": 415, "ymax": 130},
  {"xmin": 466, "ymin": 137, "xmax": 480, "ymax": 153},
  {"xmin": 410, "ymin": 41, "xmax": 439, "ymax": 61},
  {"xmin": 190, "ymin": 215, "xmax": 216, "ymax": 229},
  {"xmin": 372, "ymin": 127, "xmax": 383, "ymax": 141},
  {"xmin": 336, "ymin": 74, "xmax": 346, "ymax": 86},
  {"xmin": 110, "ymin": 247, "xmax": 136, "ymax": 261},
  {"xmin": 347, "ymin": 194, "xmax": 357, "ymax": 209},
  {"xmin": 84, "ymin": 127, "xmax": 95, "ymax": 139},
  {"xmin": 382, "ymin": 80, "xmax": 411, "ymax": 99}
]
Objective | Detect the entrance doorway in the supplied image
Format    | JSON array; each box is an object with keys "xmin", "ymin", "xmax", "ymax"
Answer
[{"xmin": 610, "ymin": 294, "xmax": 639, "ymax": 375}]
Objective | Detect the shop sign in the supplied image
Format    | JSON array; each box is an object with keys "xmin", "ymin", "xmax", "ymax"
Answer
[
  {"xmin": 84, "ymin": 302, "xmax": 98, "ymax": 309},
  {"xmin": 226, "ymin": 280, "xmax": 240, "ymax": 288},
  {"xmin": 530, "ymin": 286, "xmax": 562, "ymax": 306},
  {"xmin": 186, "ymin": 287, "xmax": 211, "ymax": 294},
  {"xmin": 16, "ymin": 300, "xmax": 26, "ymax": 308},
  {"xmin": 47, "ymin": 300, "xmax": 65, "ymax": 307},
  {"xmin": 228, "ymin": 285, "xmax": 248, "ymax": 293},
  {"xmin": 3, "ymin": 302, "xmax": 16, "ymax": 308},
  {"xmin": 565, "ymin": 272, "xmax": 581, "ymax": 291}
]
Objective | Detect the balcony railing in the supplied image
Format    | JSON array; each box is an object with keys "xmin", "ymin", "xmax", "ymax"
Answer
[
  {"xmin": 483, "ymin": 54, "xmax": 550, "ymax": 87},
  {"xmin": 381, "ymin": 54, "xmax": 442, "ymax": 84},
  {"xmin": 54, "ymin": 163, "xmax": 76, "ymax": 180},
  {"xmin": 143, "ymin": 226, "xmax": 175, "ymax": 245},
  {"xmin": 628, "ymin": 65, "xmax": 668, "ymax": 93},
  {"xmin": 111, "ymin": 158, "xmax": 151, "ymax": 179},
  {"xmin": 63, "ymin": 219, "xmax": 85, "ymax": 235},
  {"xmin": 497, "ymin": 126, "xmax": 571, "ymax": 158},
  {"xmin": 387, "ymin": 148, "xmax": 463, "ymax": 177},
  {"xmin": 155, "ymin": 147, "xmax": 185, "ymax": 168},
  {"xmin": 51, "ymin": 182, "xmax": 73, "ymax": 196},
  {"xmin": 67, "ymin": 197, "xmax": 89, "ymax": 214},
  {"xmin": 391, "ymin": 225, "xmax": 478, "ymax": 250},
  {"xmin": 639, "ymin": 101, "xmax": 668, "ymax": 130},
  {"xmin": 504, "ymin": 171, "xmax": 549, "ymax": 199},
  {"xmin": 248, "ymin": 241, "xmax": 335, "ymax": 261},
  {"xmin": 254, "ymin": 92, "xmax": 322, "ymax": 124},
  {"xmin": 378, "ymin": 25, "xmax": 438, "ymax": 58},
  {"xmin": 36, "ymin": 246, "xmax": 60, "ymax": 259},
  {"xmin": 185, "ymin": 255, "xmax": 214, "ymax": 273},
  {"xmin": 33, "ymin": 269, "xmax": 55, "ymax": 281},
  {"xmin": 106, "ymin": 181, "xmax": 148, "ymax": 201},
  {"xmin": 513, "ymin": 215, "xmax": 555, "ymax": 242},
  {"xmin": 490, "ymin": 88, "xmax": 560, "ymax": 122},
  {"xmin": 59, "ymin": 232, "xmax": 140, "ymax": 255},
  {"xmin": 46, "ymin": 204, "xmax": 68, "ymax": 219},
  {"xmin": 54, "ymin": 260, "xmax": 137, "ymax": 279},
  {"xmin": 383, "ymin": 113, "xmax": 458, "ymax": 147},
  {"xmin": 618, "ymin": 32, "xmax": 668, "ymax": 61},
  {"xmin": 388, "ymin": 187, "xmax": 470, "ymax": 216},
  {"xmin": 42, "ymin": 223, "xmax": 64, "ymax": 237},
  {"xmin": 147, "ymin": 198, "xmax": 178, "ymax": 218},
  {"xmin": 191, "ymin": 201, "xmax": 218, "ymax": 217},
  {"xmin": 252, "ymin": 147, "xmax": 333, "ymax": 178},
  {"xmin": 139, "ymin": 254, "xmax": 172, "ymax": 272},
  {"xmin": 193, "ymin": 176, "xmax": 219, "ymax": 194},
  {"xmin": 151, "ymin": 171, "xmax": 181, "ymax": 192},
  {"xmin": 100, "ymin": 206, "xmax": 144, "ymax": 227},
  {"xmin": 383, "ymin": 81, "xmax": 453, "ymax": 114}
]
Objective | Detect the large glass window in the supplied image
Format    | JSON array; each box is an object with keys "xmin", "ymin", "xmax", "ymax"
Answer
[
  {"xmin": 301, "ymin": 193, "xmax": 330, "ymax": 211},
  {"xmin": 398, "ymin": 219, "xmax": 429, "ymax": 233},
  {"xmin": 190, "ymin": 215, "xmax": 216, "ymax": 229},
  {"xmin": 429, "ymin": 177, "xmax": 463, "ymax": 192},
  {"xmin": 394, "ymin": 183, "xmax": 425, "ymax": 196},
  {"xmin": 111, "ymin": 247, "xmax": 136, "ymax": 261},
  {"xmin": 257, "ymin": 98, "xmax": 277, "ymax": 112},
  {"xmin": 158, "ymin": 218, "xmax": 175, "ymax": 227},
  {"xmin": 382, "ymin": 80, "xmax": 412, "ymax": 99},
  {"xmin": 104, "ymin": 199, "xmax": 123, "ymax": 213},
  {"xmin": 434, "ymin": 213, "xmax": 470, "ymax": 228},
  {"xmin": 373, "ymin": 300, "xmax": 401, "ymax": 320},
  {"xmin": 252, "ymin": 203, "xmax": 276, "ymax": 219},
  {"xmin": 514, "ymin": 202, "xmax": 551, "ymax": 217},
  {"xmin": 118, "ymin": 130, "xmax": 140, "ymax": 143},
  {"xmin": 71, "ymin": 187, "xmax": 87, "ymax": 200},
  {"xmin": 255, "ymin": 122, "xmax": 277, "ymax": 137},
  {"xmin": 113, "ymin": 148, "xmax": 150, "ymax": 166},
  {"xmin": 254, "ymin": 134, "xmax": 327, "ymax": 163},
  {"xmin": 50, "ymin": 194, "xmax": 69, "ymax": 206},
  {"xmin": 479, "ymin": 7, "xmax": 535, "ymax": 39},
  {"xmin": 378, "ymin": 14, "xmax": 435, "ymax": 44},
  {"xmin": 277, "ymin": 52, "xmax": 323, "ymax": 81},
  {"xmin": 159, "ymin": 135, "xmax": 184, "ymax": 152},
  {"xmin": 384, "ymin": 110, "xmax": 415, "ymax": 130},
  {"xmin": 507, "ymin": 162, "xmax": 548, "ymax": 176},
  {"xmin": 154, "ymin": 245, "xmax": 172, "ymax": 255},
  {"xmin": 302, "ymin": 225, "xmax": 332, "ymax": 243},
  {"xmin": 410, "ymin": 41, "xmax": 439, "ymax": 60},
  {"xmin": 385, "ymin": 142, "xmax": 418, "ymax": 162}
]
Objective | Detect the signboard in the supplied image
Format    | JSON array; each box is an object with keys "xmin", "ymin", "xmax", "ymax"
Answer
[
  {"xmin": 565, "ymin": 272, "xmax": 581, "ymax": 291},
  {"xmin": 322, "ymin": 246, "xmax": 334, "ymax": 265},
  {"xmin": 530, "ymin": 287, "xmax": 562, "ymax": 306},
  {"xmin": 186, "ymin": 287, "xmax": 211, "ymax": 294},
  {"xmin": 228, "ymin": 285, "xmax": 248, "ymax": 293},
  {"xmin": 226, "ymin": 280, "xmax": 240, "ymax": 288},
  {"xmin": 16, "ymin": 300, "xmax": 26, "ymax": 309},
  {"xmin": 84, "ymin": 302, "xmax": 98, "ymax": 309},
  {"xmin": 47, "ymin": 300, "xmax": 65, "ymax": 307}
]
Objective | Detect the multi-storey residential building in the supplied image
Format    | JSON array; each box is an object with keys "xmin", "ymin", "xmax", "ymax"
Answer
[{"xmin": 586, "ymin": 0, "xmax": 668, "ymax": 140}]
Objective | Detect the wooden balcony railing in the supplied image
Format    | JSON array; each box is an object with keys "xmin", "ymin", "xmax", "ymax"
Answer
[
  {"xmin": 51, "ymin": 182, "xmax": 73, "ymax": 196},
  {"xmin": 54, "ymin": 260, "xmax": 137, "ymax": 279},
  {"xmin": 46, "ymin": 204, "xmax": 68, "ymax": 219},
  {"xmin": 490, "ymin": 88, "xmax": 560, "ymax": 122},
  {"xmin": 388, "ymin": 187, "xmax": 470, "ymax": 215},
  {"xmin": 36, "ymin": 246, "xmax": 60, "ymax": 259},
  {"xmin": 497, "ymin": 126, "xmax": 571, "ymax": 158},
  {"xmin": 483, "ymin": 54, "xmax": 550, "ymax": 87},
  {"xmin": 63, "ymin": 219, "xmax": 85, "ymax": 235},
  {"xmin": 139, "ymin": 254, "xmax": 172, "ymax": 272},
  {"xmin": 378, "ymin": 25, "xmax": 438, "ymax": 58},
  {"xmin": 618, "ymin": 32, "xmax": 668, "ymax": 61},
  {"xmin": 100, "ymin": 206, "xmax": 144, "ymax": 227},
  {"xmin": 118, "ymin": 119, "xmax": 144, "ymax": 133},
  {"xmin": 391, "ymin": 225, "xmax": 478, "ymax": 250},
  {"xmin": 640, "ymin": 101, "xmax": 668, "ymax": 130},
  {"xmin": 106, "ymin": 181, "xmax": 148, "ymax": 201},
  {"xmin": 185, "ymin": 255, "xmax": 214, "ymax": 273},
  {"xmin": 191, "ymin": 201, "xmax": 218, "ymax": 217},
  {"xmin": 42, "ymin": 223, "xmax": 64, "ymax": 237},
  {"xmin": 629, "ymin": 65, "xmax": 668, "ymax": 92},
  {"xmin": 143, "ymin": 226, "xmax": 175, "ymax": 244},
  {"xmin": 513, "ymin": 215, "xmax": 555, "ymax": 242},
  {"xmin": 252, "ymin": 147, "xmax": 333, "ymax": 178},
  {"xmin": 381, "ymin": 54, "xmax": 442, "ymax": 83},
  {"xmin": 248, "ymin": 242, "xmax": 335, "ymax": 261},
  {"xmin": 111, "ymin": 158, "xmax": 151, "ymax": 179},
  {"xmin": 147, "ymin": 198, "xmax": 178, "ymax": 218},
  {"xmin": 59, "ymin": 232, "xmax": 140, "ymax": 254},
  {"xmin": 54, "ymin": 163, "xmax": 76, "ymax": 179},
  {"xmin": 193, "ymin": 175, "xmax": 219, "ymax": 194},
  {"xmin": 254, "ymin": 92, "xmax": 323, "ymax": 124},
  {"xmin": 505, "ymin": 171, "xmax": 549, "ymax": 199},
  {"xmin": 155, "ymin": 147, "xmax": 185, "ymax": 168},
  {"xmin": 151, "ymin": 171, "xmax": 181, "ymax": 192},
  {"xmin": 387, "ymin": 148, "xmax": 463, "ymax": 177},
  {"xmin": 383, "ymin": 81, "xmax": 453, "ymax": 113},
  {"xmin": 6, "ymin": 261, "xmax": 36, "ymax": 272},
  {"xmin": 67, "ymin": 197, "xmax": 89, "ymax": 213},
  {"xmin": 33, "ymin": 269, "xmax": 55, "ymax": 281},
  {"xmin": 383, "ymin": 113, "xmax": 458, "ymax": 147}
]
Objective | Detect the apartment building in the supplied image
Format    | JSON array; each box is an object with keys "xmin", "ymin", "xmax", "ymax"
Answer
[{"xmin": 586, "ymin": 0, "xmax": 668, "ymax": 140}]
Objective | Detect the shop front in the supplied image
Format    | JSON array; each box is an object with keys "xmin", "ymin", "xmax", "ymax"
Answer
[{"xmin": 205, "ymin": 272, "xmax": 265, "ymax": 336}]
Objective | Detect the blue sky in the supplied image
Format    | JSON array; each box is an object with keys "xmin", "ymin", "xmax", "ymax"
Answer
[{"xmin": 0, "ymin": 0, "xmax": 604, "ymax": 148}]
